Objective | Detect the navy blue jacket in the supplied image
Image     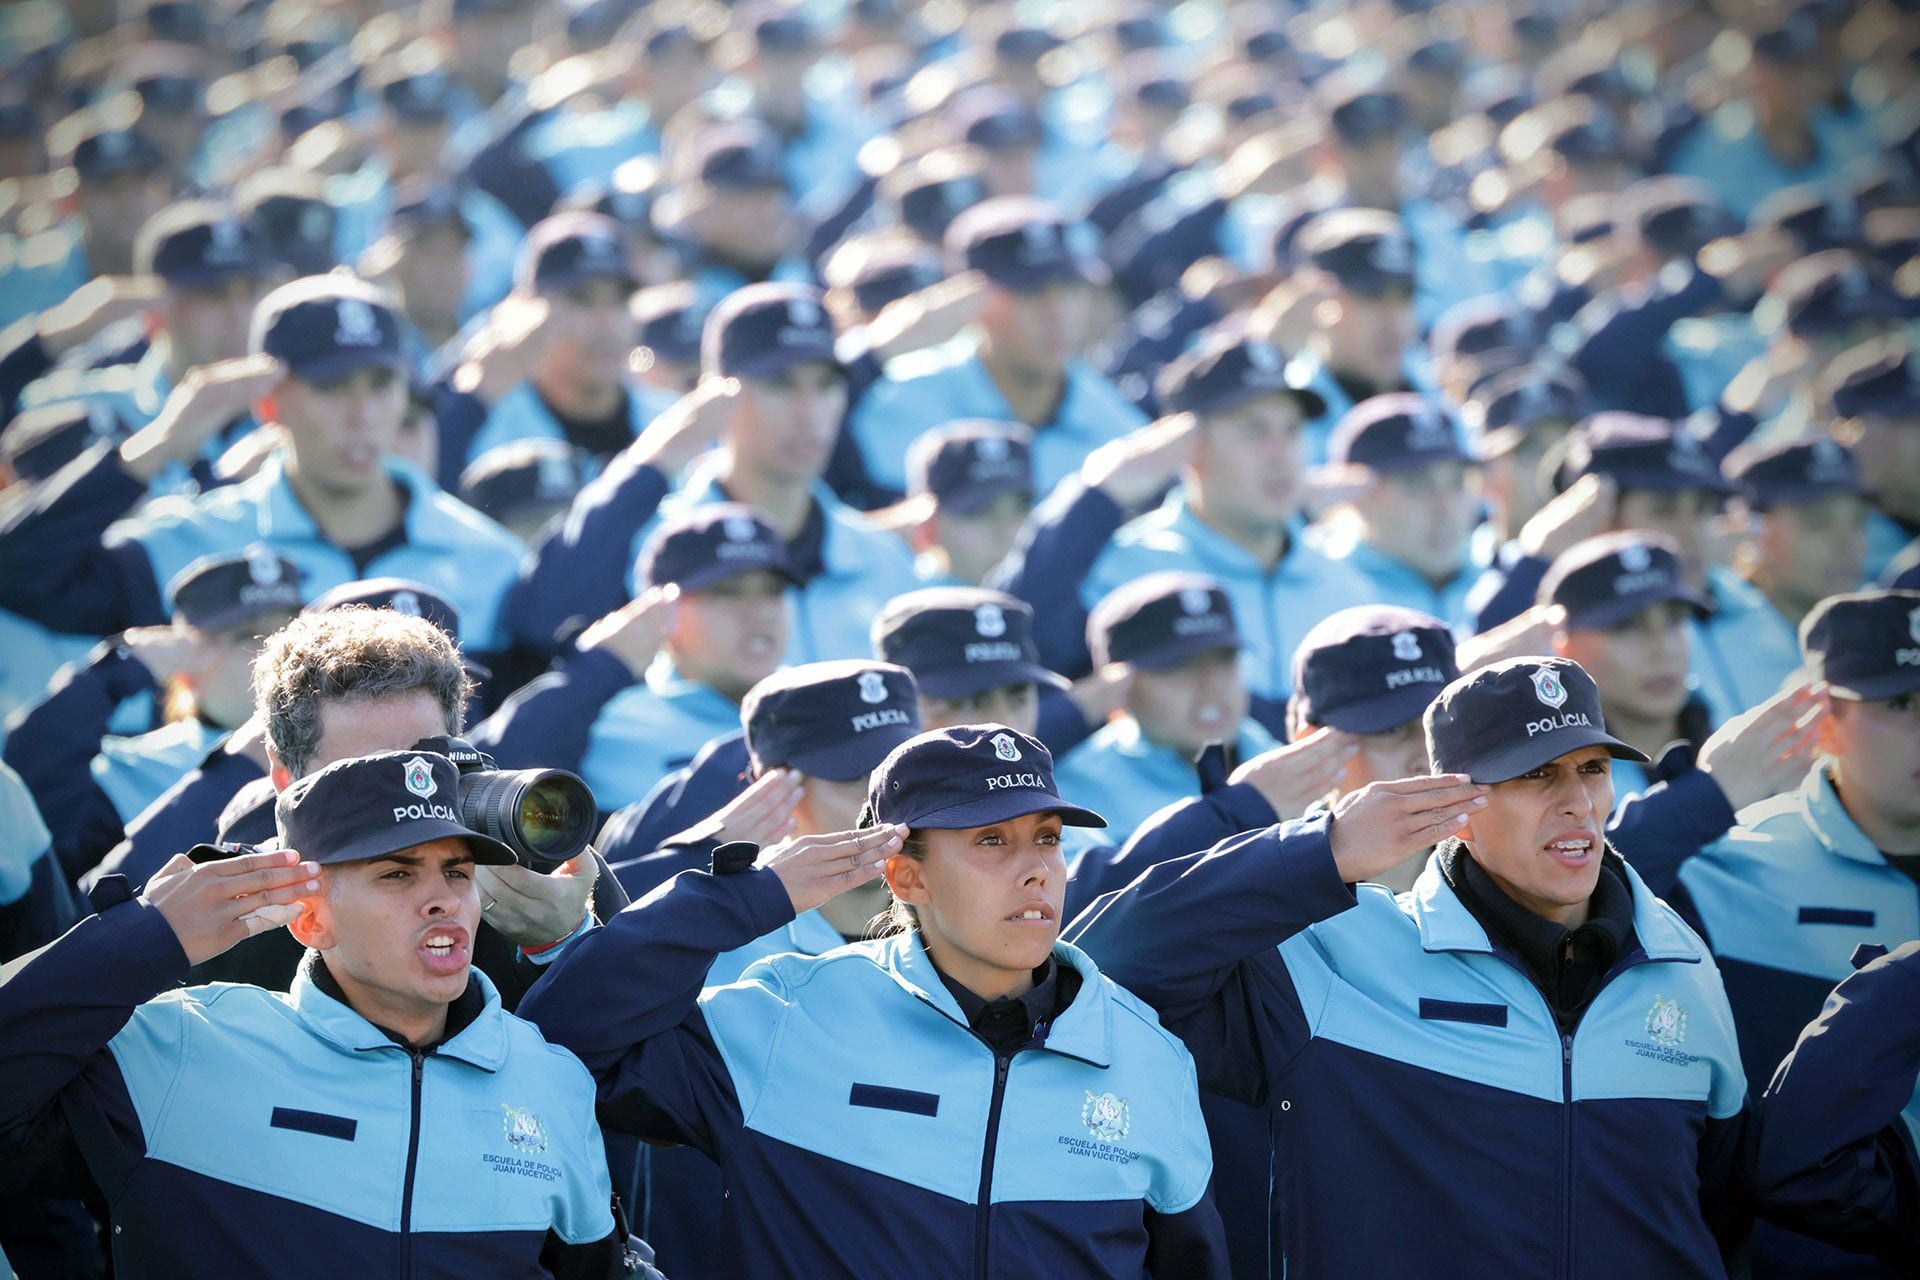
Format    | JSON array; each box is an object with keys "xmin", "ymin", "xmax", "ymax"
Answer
[
  {"xmin": 86, "ymin": 742, "xmax": 265, "ymax": 895},
  {"xmin": 519, "ymin": 865, "xmax": 1231, "ymax": 1279}
]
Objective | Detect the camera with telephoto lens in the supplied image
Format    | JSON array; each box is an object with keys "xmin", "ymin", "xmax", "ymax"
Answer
[{"xmin": 409, "ymin": 735, "xmax": 596, "ymax": 873}]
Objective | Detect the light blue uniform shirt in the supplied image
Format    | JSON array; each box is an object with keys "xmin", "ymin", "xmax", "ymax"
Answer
[
  {"xmin": 0, "ymin": 223, "xmax": 89, "ymax": 328},
  {"xmin": 0, "ymin": 610, "xmax": 102, "ymax": 750},
  {"xmin": 707, "ymin": 908, "xmax": 845, "ymax": 988},
  {"xmin": 1083, "ymin": 491, "xmax": 1376, "ymax": 705},
  {"xmin": 1054, "ymin": 715, "xmax": 1278, "ymax": 853},
  {"xmin": 1691, "ymin": 565, "xmax": 1803, "ymax": 724},
  {"xmin": 849, "ymin": 334, "xmax": 1149, "ymax": 496},
  {"xmin": 580, "ymin": 657, "xmax": 744, "ymax": 813},
  {"xmin": 1665, "ymin": 101, "xmax": 1878, "ymax": 222},
  {"xmin": 463, "ymin": 381, "xmax": 675, "ymax": 473},
  {"xmin": 0, "ymin": 758, "xmax": 51, "ymax": 906},
  {"xmin": 105, "ymin": 450, "xmax": 526, "ymax": 652},
  {"xmin": 1310, "ymin": 526, "xmax": 1481, "ymax": 636},
  {"xmin": 91, "ymin": 717, "xmax": 226, "ymax": 827},
  {"xmin": 1665, "ymin": 312, "xmax": 1765, "ymax": 414}
]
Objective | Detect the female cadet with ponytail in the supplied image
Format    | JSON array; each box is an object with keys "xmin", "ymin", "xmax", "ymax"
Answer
[{"xmin": 519, "ymin": 723, "xmax": 1228, "ymax": 1279}]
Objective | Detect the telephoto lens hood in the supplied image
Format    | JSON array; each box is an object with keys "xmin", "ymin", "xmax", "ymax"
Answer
[{"xmin": 409, "ymin": 736, "xmax": 597, "ymax": 873}]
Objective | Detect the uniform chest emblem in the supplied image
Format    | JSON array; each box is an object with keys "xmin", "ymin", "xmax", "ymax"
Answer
[
  {"xmin": 1644, "ymin": 996, "xmax": 1688, "ymax": 1048},
  {"xmin": 1082, "ymin": 1090, "xmax": 1131, "ymax": 1142},
  {"xmin": 502, "ymin": 1105, "xmax": 548, "ymax": 1155}
]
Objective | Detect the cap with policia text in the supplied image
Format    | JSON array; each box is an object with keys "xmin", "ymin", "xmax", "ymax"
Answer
[
  {"xmin": 1089, "ymin": 572, "xmax": 1242, "ymax": 670},
  {"xmin": 1562, "ymin": 414, "xmax": 1734, "ymax": 495},
  {"xmin": 1826, "ymin": 337, "xmax": 1920, "ymax": 419},
  {"xmin": 872, "ymin": 587, "xmax": 1062, "ymax": 698},
  {"xmin": 166, "ymin": 547, "xmax": 304, "ymax": 631},
  {"xmin": 514, "ymin": 212, "xmax": 636, "ymax": 294},
  {"xmin": 1538, "ymin": 532, "xmax": 1710, "ymax": 631},
  {"xmin": 638, "ymin": 504, "xmax": 797, "ymax": 592},
  {"xmin": 250, "ymin": 276, "xmax": 406, "ymax": 384},
  {"xmin": 905, "ymin": 421, "xmax": 1034, "ymax": 513},
  {"xmin": 1424, "ymin": 656, "xmax": 1650, "ymax": 784},
  {"xmin": 861, "ymin": 724, "xmax": 1104, "ymax": 830},
  {"xmin": 702, "ymin": 282, "xmax": 840, "ymax": 379},
  {"xmin": 1729, "ymin": 438, "xmax": 1869, "ymax": 509},
  {"xmin": 1800, "ymin": 589, "xmax": 1920, "ymax": 700},
  {"xmin": 459, "ymin": 440, "xmax": 591, "ymax": 527},
  {"xmin": 1293, "ymin": 605, "xmax": 1458, "ymax": 734},
  {"xmin": 1156, "ymin": 325, "xmax": 1327, "ymax": 418},
  {"xmin": 135, "ymin": 202, "xmax": 270, "ymax": 287},
  {"xmin": 945, "ymin": 197, "xmax": 1101, "ymax": 293},
  {"xmin": 1467, "ymin": 366, "xmax": 1590, "ymax": 458},
  {"xmin": 1329, "ymin": 394, "xmax": 1471, "ymax": 474},
  {"xmin": 275, "ymin": 750, "xmax": 516, "ymax": 866},
  {"xmin": 304, "ymin": 577, "xmax": 460, "ymax": 638},
  {"xmin": 1294, "ymin": 208, "xmax": 1415, "ymax": 298},
  {"xmin": 743, "ymin": 660, "xmax": 922, "ymax": 782}
]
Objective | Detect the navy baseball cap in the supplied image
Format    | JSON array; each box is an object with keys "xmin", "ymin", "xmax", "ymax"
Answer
[
  {"xmin": 166, "ymin": 547, "xmax": 305, "ymax": 631},
  {"xmin": 743, "ymin": 660, "xmax": 922, "ymax": 782},
  {"xmin": 1157, "ymin": 327, "xmax": 1327, "ymax": 418},
  {"xmin": 1089, "ymin": 572, "xmax": 1241, "ymax": 670},
  {"xmin": 630, "ymin": 282, "xmax": 706, "ymax": 366},
  {"xmin": 1538, "ymin": 532, "xmax": 1710, "ymax": 631},
  {"xmin": 125, "ymin": 74, "xmax": 197, "ymax": 120},
  {"xmin": 840, "ymin": 241, "xmax": 944, "ymax": 316},
  {"xmin": 1467, "ymin": 366, "xmax": 1591, "ymax": 458},
  {"xmin": 376, "ymin": 66, "xmax": 456, "ymax": 123},
  {"xmin": 681, "ymin": 122, "xmax": 788, "ymax": 191},
  {"xmin": 993, "ymin": 23, "xmax": 1062, "ymax": 63},
  {"xmin": 702, "ymin": 282, "xmax": 839, "ymax": 380},
  {"xmin": 905, "ymin": 421, "xmax": 1034, "ymax": 513},
  {"xmin": 305, "ymin": 577, "xmax": 462, "ymax": 641},
  {"xmin": 572, "ymin": 156, "xmax": 663, "ymax": 229},
  {"xmin": 134, "ymin": 203, "xmax": 269, "ymax": 287},
  {"xmin": 1563, "ymin": 414, "xmax": 1735, "ymax": 495},
  {"xmin": 388, "ymin": 179, "xmax": 472, "ymax": 238},
  {"xmin": 887, "ymin": 154, "xmax": 988, "ymax": 243},
  {"xmin": 237, "ymin": 176, "xmax": 339, "ymax": 277},
  {"xmin": 946, "ymin": 197, "xmax": 1100, "ymax": 293},
  {"xmin": 1424, "ymin": 657, "xmax": 1650, "ymax": 784},
  {"xmin": 1801, "ymin": 589, "xmax": 1920, "ymax": 699},
  {"xmin": 65, "ymin": 118, "xmax": 165, "ymax": 180},
  {"xmin": 250, "ymin": 276, "xmax": 406, "ymax": 384},
  {"xmin": 746, "ymin": 4, "xmax": 820, "ymax": 52},
  {"xmin": 1293, "ymin": 606, "xmax": 1458, "ymax": 734},
  {"xmin": 1329, "ymin": 394, "xmax": 1472, "ymax": 474},
  {"xmin": 1319, "ymin": 75, "xmax": 1408, "ymax": 146},
  {"xmin": 276, "ymin": 750, "xmax": 516, "ymax": 867},
  {"xmin": 1752, "ymin": 7, "xmax": 1822, "ymax": 63},
  {"xmin": 2, "ymin": 400, "xmax": 128, "ymax": 481},
  {"xmin": 1753, "ymin": 184, "xmax": 1857, "ymax": 253},
  {"xmin": 515, "ymin": 212, "xmax": 636, "ymax": 295},
  {"xmin": 1826, "ymin": 338, "xmax": 1920, "ymax": 418},
  {"xmin": 459, "ymin": 440, "xmax": 591, "ymax": 527},
  {"xmin": 637, "ymin": 504, "xmax": 796, "ymax": 592},
  {"xmin": 1730, "ymin": 438, "xmax": 1869, "ymax": 509},
  {"xmin": 862, "ymin": 724, "xmax": 1103, "ymax": 830},
  {"xmin": 872, "ymin": 587, "xmax": 1061, "ymax": 698},
  {"xmin": 949, "ymin": 89, "xmax": 1045, "ymax": 152},
  {"xmin": 1767, "ymin": 251, "xmax": 1901, "ymax": 339},
  {"xmin": 1430, "ymin": 299, "xmax": 1536, "ymax": 369},
  {"xmin": 1295, "ymin": 209, "xmax": 1415, "ymax": 298},
  {"xmin": 1526, "ymin": 96, "xmax": 1628, "ymax": 168}
]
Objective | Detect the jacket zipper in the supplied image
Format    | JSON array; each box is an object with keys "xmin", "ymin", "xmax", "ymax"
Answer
[
  {"xmin": 974, "ymin": 1053, "xmax": 1013, "ymax": 1280},
  {"xmin": 401, "ymin": 1050, "xmax": 426, "ymax": 1280},
  {"xmin": 1558, "ymin": 1033, "xmax": 1574, "ymax": 1280}
]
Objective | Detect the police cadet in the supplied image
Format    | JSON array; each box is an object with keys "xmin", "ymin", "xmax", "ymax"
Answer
[
  {"xmin": 6, "ymin": 546, "xmax": 302, "ymax": 883},
  {"xmin": 0, "ymin": 276, "xmax": 526, "ymax": 656},
  {"xmin": 521, "ymin": 723, "xmax": 1230, "ymax": 1278},
  {"xmin": 0, "ymin": 750, "xmax": 641, "ymax": 1278},
  {"xmin": 995, "ymin": 325, "xmax": 1369, "ymax": 731},
  {"xmin": 1727, "ymin": 438, "xmax": 1871, "ymax": 632},
  {"xmin": 850, "ymin": 195, "xmax": 1148, "ymax": 498},
  {"xmin": 459, "ymin": 438, "xmax": 593, "ymax": 546},
  {"xmin": 897, "ymin": 421, "xmax": 1036, "ymax": 587},
  {"xmin": 1314, "ymin": 393, "xmax": 1483, "ymax": 633},
  {"xmin": 1822, "ymin": 336, "xmax": 1920, "ymax": 581},
  {"xmin": 1068, "ymin": 654, "xmax": 1889, "ymax": 1277},
  {"xmin": 1055, "ymin": 573, "xmax": 1278, "ymax": 851}
]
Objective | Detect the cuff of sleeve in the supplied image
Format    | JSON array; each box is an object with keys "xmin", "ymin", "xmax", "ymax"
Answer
[
  {"xmin": 1273, "ymin": 811, "xmax": 1361, "ymax": 910},
  {"xmin": 1663, "ymin": 765, "xmax": 1738, "ymax": 840},
  {"xmin": 522, "ymin": 913, "xmax": 595, "ymax": 964},
  {"xmin": 562, "ymin": 645, "xmax": 646, "ymax": 692}
]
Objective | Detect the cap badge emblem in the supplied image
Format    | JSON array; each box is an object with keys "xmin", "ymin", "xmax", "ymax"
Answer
[
  {"xmin": 1179, "ymin": 587, "xmax": 1212, "ymax": 616},
  {"xmin": 1018, "ymin": 220, "xmax": 1058, "ymax": 263},
  {"xmin": 1391, "ymin": 631, "xmax": 1422, "ymax": 662},
  {"xmin": 975, "ymin": 434, "xmax": 1010, "ymax": 463},
  {"xmin": 248, "ymin": 552, "xmax": 281, "ymax": 585},
  {"xmin": 787, "ymin": 298, "xmax": 822, "ymax": 330},
  {"xmin": 1247, "ymin": 341, "xmax": 1282, "ymax": 373},
  {"xmin": 334, "ymin": 297, "xmax": 382, "ymax": 346},
  {"xmin": 1082, "ymin": 1090, "xmax": 1131, "ymax": 1142},
  {"xmin": 1531, "ymin": 665, "xmax": 1569, "ymax": 710},
  {"xmin": 209, "ymin": 219, "xmax": 243, "ymax": 258},
  {"xmin": 403, "ymin": 756, "xmax": 438, "ymax": 799},
  {"xmin": 723, "ymin": 514, "xmax": 756, "ymax": 542},
  {"xmin": 502, "ymin": 1105, "xmax": 549, "ymax": 1155},
  {"xmin": 1644, "ymin": 996, "xmax": 1688, "ymax": 1048},
  {"xmin": 974, "ymin": 603, "xmax": 1006, "ymax": 637},
  {"xmin": 1618, "ymin": 542, "xmax": 1652, "ymax": 573},
  {"xmin": 390, "ymin": 590, "xmax": 421, "ymax": 617},
  {"xmin": 1370, "ymin": 235, "xmax": 1413, "ymax": 274},
  {"xmin": 1909, "ymin": 605, "xmax": 1920, "ymax": 646},
  {"xmin": 97, "ymin": 131, "xmax": 130, "ymax": 159},
  {"xmin": 991, "ymin": 732, "xmax": 1021, "ymax": 761},
  {"xmin": 857, "ymin": 670, "xmax": 889, "ymax": 704}
]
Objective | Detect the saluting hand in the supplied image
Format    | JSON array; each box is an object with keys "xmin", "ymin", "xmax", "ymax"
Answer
[
  {"xmin": 143, "ymin": 847, "xmax": 320, "ymax": 967},
  {"xmin": 577, "ymin": 586, "xmax": 680, "ymax": 679},
  {"xmin": 1697, "ymin": 679, "xmax": 1826, "ymax": 814},
  {"xmin": 120, "ymin": 355, "xmax": 283, "ymax": 484},
  {"xmin": 709, "ymin": 768, "xmax": 804, "ymax": 849},
  {"xmin": 1081, "ymin": 413, "xmax": 1196, "ymax": 509},
  {"xmin": 1326, "ymin": 774, "xmax": 1488, "ymax": 884},
  {"xmin": 759, "ymin": 825, "xmax": 906, "ymax": 916},
  {"xmin": 630, "ymin": 375, "xmax": 741, "ymax": 476},
  {"xmin": 1230, "ymin": 726, "xmax": 1361, "ymax": 821}
]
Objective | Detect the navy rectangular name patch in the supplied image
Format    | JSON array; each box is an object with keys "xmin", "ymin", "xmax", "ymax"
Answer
[
  {"xmin": 848, "ymin": 1084, "xmax": 939, "ymax": 1117},
  {"xmin": 1418, "ymin": 999, "xmax": 1508, "ymax": 1028},
  {"xmin": 270, "ymin": 1107, "xmax": 357, "ymax": 1141},
  {"xmin": 1798, "ymin": 907, "xmax": 1875, "ymax": 927}
]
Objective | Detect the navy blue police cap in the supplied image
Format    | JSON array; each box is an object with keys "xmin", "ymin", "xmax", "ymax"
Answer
[
  {"xmin": 165, "ymin": 547, "xmax": 305, "ymax": 631},
  {"xmin": 949, "ymin": 89, "xmax": 1046, "ymax": 151},
  {"xmin": 1329, "ymin": 394, "xmax": 1472, "ymax": 474},
  {"xmin": 1430, "ymin": 298, "xmax": 1537, "ymax": 368},
  {"xmin": 1406, "ymin": 34, "xmax": 1466, "ymax": 78},
  {"xmin": 1538, "ymin": 532, "xmax": 1709, "ymax": 631},
  {"xmin": 304, "ymin": 577, "xmax": 463, "ymax": 643},
  {"xmin": 133, "ymin": 74, "xmax": 199, "ymax": 116},
  {"xmin": 276, "ymin": 750, "xmax": 516, "ymax": 866},
  {"xmin": 746, "ymin": 3, "xmax": 820, "ymax": 51},
  {"xmin": 862, "ymin": 724, "xmax": 1103, "ymax": 830},
  {"xmin": 1128, "ymin": 72, "xmax": 1190, "ymax": 114},
  {"xmin": 1295, "ymin": 208, "xmax": 1415, "ymax": 297},
  {"xmin": 67, "ymin": 118, "xmax": 166, "ymax": 180},
  {"xmin": 1, "ymin": 400, "xmax": 128, "ymax": 481},
  {"xmin": 1540, "ymin": 97, "xmax": 1628, "ymax": 167},
  {"xmin": 571, "ymin": 156, "xmax": 662, "ymax": 229},
  {"xmin": 1239, "ymin": 23, "xmax": 1291, "ymax": 63},
  {"xmin": 377, "ymin": 66, "xmax": 455, "ymax": 123},
  {"xmin": 1623, "ymin": 176, "xmax": 1740, "ymax": 260},
  {"xmin": 1729, "ymin": 438, "xmax": 1868, "ymax": 509},
  {"xmin": 1156, "ymin": 325, "xmax": 1327, "ymax": 418},
  {"xmin": 945, "ymin": 197, "xmax": 1100, "ymax": 293},
  {"xmin": 1292, "ymin": 605, "xmax": 1458, "ymax": 734},
  {"xmin": 1767, "ymin": 251, "xmax": 1901, "ymax": 338},
  {"xmin": 1466, "ymin": 365, "xmax": 1591, "ymax": 458},
  {"xmin": 1563, "ymin": 413, "xmax": 1734, "ymax": 495},
  {"xmin": 1318, "ymin": 74, "xmax": 1408, "ymax": 146},
  {"xmin": 702, "ymin": 282, "xmax": 839, "ymax": 379},
  {"xmin": 994, "ymin": 23, "xmax": 1062, "ymax": 64},
  {"xmin": 872, "ymin": 587, "xmax": 1061, "ymax": 698},
  {"xmin": 683, "ymin": 121, "xmax": 788, "ymax": 191},
  {"xmin": 237, "ymin": 175, "xmax": 339, "ymax": 277},
  {"xmin": 637, "ymin": 503, "xmax": 796, "ymax": 592},
  {"xmin": 1089, "ymin": 572, "xmax": 1242, "ymax": 670},
  {"xmin": 135, "ymin": 202, "xmax": 270, "ymax": 286},
  {"xmin": 1800, "ymin": 589, "xmax": 1920, "ymax": 699},
  {"xmin": 250, "ymin": 276, "xmax": 406, "ymax": 384},
  {"xmin": 840, "ymin": 240, "xmax": 944, "ymax": 315},
  {"xmin": 1752, "ymin": 183, "xmax": 1857, "ymax": 253},
  {"xmin": 1225, "ymin": 89, "xmax": 1280, "ymax": 125},
  {"xmin": 139, "ymin": 0, "xmax": 206, "ymax": 43},
  {"xmin": 1825, "ymin": 337, "xmax": 1920, "ymax": 419},
  {"xmin": 887, "ymin": 154, "xmax": 988, "ymax": 243},
  {"xmin": 1752, "ymin": 6, "xmax": 1822, "ymax": 63},
  {"xmin": 514, "ymin": 212, "xmax": 636, "ymax": 294},
  {"xmin": 1424, "ymin": 656, "xmax": 1650, "ymax": 784},
  {"xmin": 388, "ymin": 178, "xmax": 472, "ymax": 238},
  {"xmin": 743, "ymin": 660, "xmax": 922, "ymax": 782},
  {"xmin": 459, "ymin": 440, "xmax": 591, "ymax": 527},
  {"xmin": 906, "ymin": 420, "xmax": 1034, "ymax": 513},
  {"xmin": 630, "ymin": 282, "xmax": 706, "ymax": 365}
]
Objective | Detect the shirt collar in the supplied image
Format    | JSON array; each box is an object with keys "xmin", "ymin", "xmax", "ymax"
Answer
[
  {"xmin": 1802, "ymin": 763, "xmax": 1897, "ymax": 868},
  {"xmin": 291, "ymin": 948, "xmax": 506, "ymax": 1069}
]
